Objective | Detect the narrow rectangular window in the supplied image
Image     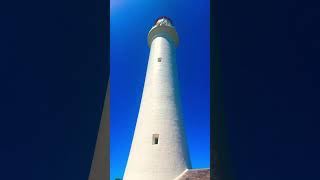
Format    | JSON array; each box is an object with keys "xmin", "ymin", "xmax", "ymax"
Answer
[{"xmin": 152, "ymin": 134, "xmax": 159, "ymax": 145}]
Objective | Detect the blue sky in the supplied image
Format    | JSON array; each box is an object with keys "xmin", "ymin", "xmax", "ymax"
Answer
[{"xmin": 110, "ymin": 0, "xmax": 210, "ymax": 179}]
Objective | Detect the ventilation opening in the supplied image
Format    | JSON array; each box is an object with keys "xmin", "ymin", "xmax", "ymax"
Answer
[
  {"xmin": 158, "ymin": 58, "xmax": 162, "ymax": 62},
  {"xmin": 152, "ymin": 134, "xmax": 159, "ymax": 145}
]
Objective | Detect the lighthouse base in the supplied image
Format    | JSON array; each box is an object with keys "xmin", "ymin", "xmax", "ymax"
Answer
[{"xmin": 174, "ymin": 168, "xmax": 211, "ymax": 180}]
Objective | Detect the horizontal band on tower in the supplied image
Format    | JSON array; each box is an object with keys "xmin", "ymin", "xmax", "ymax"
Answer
[{"xmin": 147, "ymin": 25, "xmax": 179, "ymax": 47}]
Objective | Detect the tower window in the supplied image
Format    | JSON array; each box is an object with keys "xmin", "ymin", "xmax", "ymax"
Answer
[
  {"xmin": 152, "ymin": 134, "xmax": 159, "ymax": 145},
  {"xmin": 158, "ymin": 58, "xmax": 162, "ymax": 62}
]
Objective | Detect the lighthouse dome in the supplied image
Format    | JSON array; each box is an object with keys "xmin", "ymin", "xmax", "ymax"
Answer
[{"xmin": 154, "ymin": 16, "xmax": 173, "ymax": 26}]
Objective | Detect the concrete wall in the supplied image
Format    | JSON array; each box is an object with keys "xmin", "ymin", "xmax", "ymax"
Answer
[
  {"xmin": 123, "ymin": 35, "xmax": 191, "ymax": 180},
  {"xmin": 88, "ymin": 82, "xmax": 109, "ymax": 180}
]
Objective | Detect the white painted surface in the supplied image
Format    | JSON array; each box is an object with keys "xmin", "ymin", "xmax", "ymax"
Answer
[{"xmin": 123, "ymin": 19, "xmax": 191, "ymax": 180}]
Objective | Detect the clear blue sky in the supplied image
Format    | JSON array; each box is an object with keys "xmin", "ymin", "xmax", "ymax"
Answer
[{"xmin": 110, "ymin": 0, "xmax": 210, "ymax": 179}]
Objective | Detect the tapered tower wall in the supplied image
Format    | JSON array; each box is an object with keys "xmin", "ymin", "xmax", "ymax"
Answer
[{"xmin": 123, "ymin": 17, "xmax": 191, "ymax": 180}]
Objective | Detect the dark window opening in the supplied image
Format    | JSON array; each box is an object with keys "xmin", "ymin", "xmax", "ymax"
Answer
[
  {"xmin": 158, "ymin": 58, "xmax": 162, "ymax": 62},
  {"xmin": 152, "ymin": 134, "xmax": 159, "ymax": 145}
]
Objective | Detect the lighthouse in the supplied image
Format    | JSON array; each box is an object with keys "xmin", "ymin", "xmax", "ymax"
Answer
[{"xmin": 122, "ymin": 17, "xmax": 192, "ymax": 180}]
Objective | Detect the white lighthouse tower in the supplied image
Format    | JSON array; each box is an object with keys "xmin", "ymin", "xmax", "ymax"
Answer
[{"xmin": 123, "ymin": 17, "xmax": 191, "ymax": 180}]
